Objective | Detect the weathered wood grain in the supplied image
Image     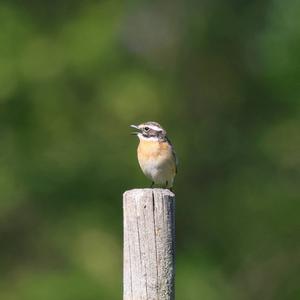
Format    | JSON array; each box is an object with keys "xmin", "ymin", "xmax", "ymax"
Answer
[{"xmin": 123, "ymin": 188, "xmax": 175, "ymax": 300}]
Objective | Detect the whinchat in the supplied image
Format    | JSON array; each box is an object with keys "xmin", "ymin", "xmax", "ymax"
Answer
[{"xmin": 130, "ymin": 121, "xmax": 177, "ymax": 189}]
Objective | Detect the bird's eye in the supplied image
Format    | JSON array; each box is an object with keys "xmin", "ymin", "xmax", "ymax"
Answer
[{"xmin": 144, "ymin": 127, "xmax": 150, "ymax": 131}]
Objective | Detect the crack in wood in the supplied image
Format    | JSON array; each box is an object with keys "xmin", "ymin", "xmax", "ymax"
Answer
[{"xmin": 152, "ymin": 190, "xmax": 159, "ymax": 299}]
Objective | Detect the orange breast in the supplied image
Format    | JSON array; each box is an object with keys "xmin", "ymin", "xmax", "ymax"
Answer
[
  {"xmin": 137, "ymin": 139, "xmax": 177, "ymax": 185},
  {"xmin": 137, "ymin": 140, "xmax": 176, "ymax": 172},
  {"xmin": 137, "ymin": 140, "xmax": 172, "ymax": 161}
]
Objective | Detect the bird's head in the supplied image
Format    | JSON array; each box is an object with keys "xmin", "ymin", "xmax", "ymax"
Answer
[{"xmin": 130, "ymin": 121, "xmax": 167, "ymax": 141}]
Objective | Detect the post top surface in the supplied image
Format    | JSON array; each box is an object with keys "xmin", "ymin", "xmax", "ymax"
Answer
[{"xmin": 123, "ymin": 188, "xmax": 175, "ymax": 198}]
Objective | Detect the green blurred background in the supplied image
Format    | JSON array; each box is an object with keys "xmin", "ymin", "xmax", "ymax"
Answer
[{"xmin": 0, "ymin": 0, "xmax": 299, "ymax": 299}]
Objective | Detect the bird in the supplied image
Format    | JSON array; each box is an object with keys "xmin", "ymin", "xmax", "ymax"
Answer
[{"xmin": 130, "ymin": 121, "xmax": 177, "ymax": 189}]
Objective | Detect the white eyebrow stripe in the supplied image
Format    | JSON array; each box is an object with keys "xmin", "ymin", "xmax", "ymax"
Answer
[{"xmin": 146, "ymin": 125, "xmax": 162, "ymax": 131}]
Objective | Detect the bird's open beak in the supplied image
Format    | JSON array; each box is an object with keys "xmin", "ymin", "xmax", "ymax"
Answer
[{"xmin": 130, "ymin": 124, "xmax": 141, "ymax": 135}]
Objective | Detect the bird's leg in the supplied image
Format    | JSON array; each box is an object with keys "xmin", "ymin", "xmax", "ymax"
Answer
[
  {"xmin": 166, "ymin": 180, "xmax": 174, "ymax": 192},
  {"xmin": 150, "ymin": 181, "xmax": 154, "ymax": 188}
]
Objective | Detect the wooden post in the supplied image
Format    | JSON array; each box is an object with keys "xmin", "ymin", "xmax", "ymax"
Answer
[{"xmin": 123, "ymin": 188, "xmax": 175, "ymax": 300}]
